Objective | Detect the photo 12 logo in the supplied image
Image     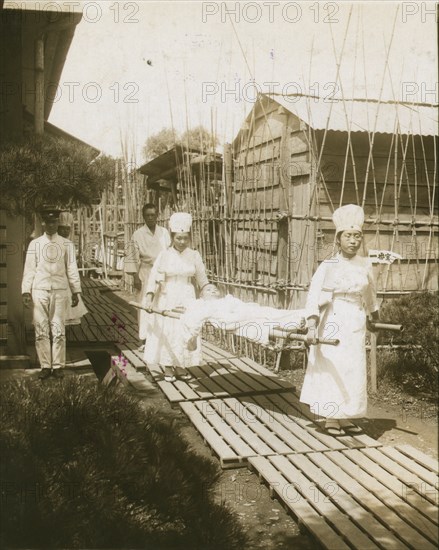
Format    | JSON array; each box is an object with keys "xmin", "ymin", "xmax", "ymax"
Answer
[
  {"xmin": 1, "ymin": 81, "xmax": 140, "ymax": 107},
  {"xmin": 201, "ymin": 80, "xmax": 340, "ymax": 104},
  {"xmin": 1, "ymin": 2, "xmax": 140, "ymax": 24},
  {"xmin": 201, "ymin": 2, "xmax": 340, "ymax": 24}
]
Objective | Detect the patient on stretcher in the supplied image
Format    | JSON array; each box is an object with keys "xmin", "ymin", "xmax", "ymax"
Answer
[{"xmin": 181, "ymin": 284, "xmax": 306, "ymax": 350}]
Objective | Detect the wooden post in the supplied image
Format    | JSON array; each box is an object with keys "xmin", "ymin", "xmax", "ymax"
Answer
[
  {"xmin": 370, "ymin": 332, "xmax": 378, "ymax": 392},
  {"xmin": 224, "ymin": 143, "xmax": 233, "ymax": 214},
  {"xmin": 34, "ymin": 38, "xmax": 44, "ymax": 137},
  {"xmin": 32, "ymin": 38, "xmax": 45, "ymax": 238},
  {"xmin": 277, "ymin": 110, "xmax": 289, "ymax": 308},
  {"xmin": 223, "ymin": 143, "xmax": 234, "ymax": 280},
  {"xmin": 99, "ymin": 205, "xmax": 108, "ymax": 279}
]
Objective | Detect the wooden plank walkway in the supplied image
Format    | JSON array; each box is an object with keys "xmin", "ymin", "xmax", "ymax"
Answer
[
  {"xmin": 249, "ymin": 447, "xmax": 438, "ymax": 550},
  {"xmin": 179, "ymin": 393, "xmax": 382, "ymax": 469},
  {"xmin": 72, "ymin": 278, "xmax": 438, "ymax": 550},
  {"xmin": 66, "ymin": 278, "xmax": 139, "ymax": 344}
]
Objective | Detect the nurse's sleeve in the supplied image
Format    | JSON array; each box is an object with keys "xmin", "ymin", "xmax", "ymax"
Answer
[
  {"xmin": 305, "ymin": 261, "xmax": 328, "ymax": 320},
  {"xmin": 193, "ymin": 251, "xmax": 209, "ymax": 290},
  {"xmin": 145, "ymin": 251, "xmax": 165, "ymax": 295},
  {"xmin": 364, "ymin": 260, "xmax": 379, "ymax": 315}
]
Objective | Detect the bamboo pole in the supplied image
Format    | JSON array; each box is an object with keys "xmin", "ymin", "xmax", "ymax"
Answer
[
  {"xmin": 35, "ymin": 38, "xmax": 44, "ymax": 137},
  {"xmin": 99, "ymin": 205, "xmax": 108, "ymax": 279},
  {"xmin": 370, "ymin": 332, "xmax": 378, "ymax": 392}
]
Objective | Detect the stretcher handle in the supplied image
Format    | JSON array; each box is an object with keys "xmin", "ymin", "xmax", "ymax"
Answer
[
  {"xmin": 288, "ymin": 333, "xmax": 339, "ymax": 346},
  {"xmin": 272, "ymin": 325, "xmax": 307, "ymax": 334},
  {"xmin": 129, "ymin": 301, "xmax": 181, "ymax": 319},
  {"xmin": 271, "ymin": 329, "xmax": 339, "ymax": 346},
  {"xmin": 368, "ymin": 322, "xmax": 403, "ymax": 332}
]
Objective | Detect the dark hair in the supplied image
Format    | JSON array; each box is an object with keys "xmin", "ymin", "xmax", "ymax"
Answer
[
  {"xmin": 170, "ymin": 231, "xmax": 191, "ymax": 239},
  {"xmin": 142, "ymin": 203, "xmax": 157, "ymax": 217}
]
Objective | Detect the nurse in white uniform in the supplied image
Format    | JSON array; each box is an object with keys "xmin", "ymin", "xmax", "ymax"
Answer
[
  {"xmin": 300, "ymin": 204, "xmax": 379, "ymax": 436},
  {"xmin": 142, "ymin": 212, "xmax": 209, "ymax": 382}
]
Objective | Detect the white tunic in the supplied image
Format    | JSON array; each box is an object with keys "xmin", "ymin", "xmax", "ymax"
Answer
[
  {"xmin": 143, "ymin": 247, "xmax": 209, "ymax": 368},
  {"xmin": 22, "ymin": 233, "xmax": 81, "ymax": 294},
  {"xmin": 300, "ymin": 253, "xmax": 378, "ymax": 419},
  {"xmin": 124, "ymin": 224, "xmax": 171, "ymax": 339}
]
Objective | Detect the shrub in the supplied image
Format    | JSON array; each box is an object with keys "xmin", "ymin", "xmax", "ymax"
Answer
[
  {"xmin": 0, "ymin": 378, "xmax": 246, "ymax": 549},
  {"xmin": 0, "ymin": 135, "xmax": 114, "ymax": 216},
  {"xmin": 378, "ymin": 292, "xmax": 438, "ymax": 395}
]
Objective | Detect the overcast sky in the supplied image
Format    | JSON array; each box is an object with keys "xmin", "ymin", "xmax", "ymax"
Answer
[{"xmin": 48, "ymin": 1, "xmax": 438, "ymax": 163}]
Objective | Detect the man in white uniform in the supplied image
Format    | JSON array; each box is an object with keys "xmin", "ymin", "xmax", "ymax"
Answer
[
  {"xmin": 124, "ymin": 203, "xmax": 170, "ymax": 347},
  {"xmin": 22, "ymin": 207, "xmax": 82, "ymax": 379}
]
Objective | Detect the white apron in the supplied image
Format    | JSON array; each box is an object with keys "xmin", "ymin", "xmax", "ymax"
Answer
[
  {"xmin": 300, "ymin": 254, "xmax": 378, "ymax": 419},
  {"xmin": 143, "ymin": 247, "xmax": 209, "ymax": 368}
]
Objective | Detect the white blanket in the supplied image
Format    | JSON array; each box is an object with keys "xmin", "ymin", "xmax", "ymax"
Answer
[{"xmin": 181, "ymin": 295, "xmax": 306, "ymax": 346}]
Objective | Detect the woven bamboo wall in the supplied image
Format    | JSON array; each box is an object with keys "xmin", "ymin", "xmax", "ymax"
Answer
[
  {"xmin": 84, "ymin": 96, "xmax": 437, "ymax": 313},
  {"xmin": 228, "ymin": 97, "xmax": 438, "ymax": 309}
]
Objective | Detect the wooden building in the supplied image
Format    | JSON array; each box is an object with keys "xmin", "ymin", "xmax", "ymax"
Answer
[
  {"xmin": 228, "ymin": 93, "xmax": 438, "ymax": 308},
  {"xmin": 138, "ymin": 145, "xmax": 223, "ymax": 276},
  {"xmin": 0, "ymin": 2, "xmax": 84, "ymax": 359}
]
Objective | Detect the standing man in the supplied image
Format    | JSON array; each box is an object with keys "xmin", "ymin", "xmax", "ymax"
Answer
[
  {"xmin": 124, "ymin": 203, "xmax": 170, "ymax": 349},
  {"xmin": 22, "ymin": 206, "xmax": 82, "ymax": 379}
]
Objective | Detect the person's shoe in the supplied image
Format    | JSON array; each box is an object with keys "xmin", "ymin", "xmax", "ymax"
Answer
[
  {"xmin": 175, "ymin": 367, "xmax": 192, "ymax": 380},
  {"xmin": 339, "ymin": 421, "xmax": 363, "ymax": 434},
  {"xmin": 324, "ymin": 420, "xmax": 345, "ymax": 436},
  {"xmin": 38, "ymin": 369, "xmax": 51, "ymax": 380},
  {"xmin": 163, "ymin": 366, "xmax": 176, "ymax": 382},
  {"xmin": 52, "ymin": 369, "xmax": 64, "ymax": 379},
  {"xmin": 137, "ymin": 343, "xmax": 145, "ymax": 352}
]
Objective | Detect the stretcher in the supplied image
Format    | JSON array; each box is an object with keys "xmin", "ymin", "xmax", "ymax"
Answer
[{"xmin": 129, "ymin": 301, "xmax": 340, "ymax": 346}]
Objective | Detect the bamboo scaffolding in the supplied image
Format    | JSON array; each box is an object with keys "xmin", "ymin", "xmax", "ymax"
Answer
[{"xmin": 71, "ymin": 4, "xmax": 435, "ymax": 331}]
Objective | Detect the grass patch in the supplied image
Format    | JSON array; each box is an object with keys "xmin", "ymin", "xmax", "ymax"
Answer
[{"xmin": 0, "ymin": 378, "xmax": 246, "ymax": 549}]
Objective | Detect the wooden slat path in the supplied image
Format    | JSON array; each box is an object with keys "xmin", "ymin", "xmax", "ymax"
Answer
[
  {"xmin": 67, "ymin": 278, "xmax": 439, "ymax": 550},
  {"xmin": 119, "ymin": 338, "xmax": 294, "ymax": 403},
  {"xmin": 67, "ymin": 278, "xmax": 138, "ymax": 344},
  {"xmin": 179, "ymin": 393, "xmax": 381, "ymax": 469},
  {"xmin": 249, "ymin": 447, "xmax": 438, "ymax": 550},
  {"xmin": 115, "ymin": 342, "xmax": 147, "ymax": 371}
]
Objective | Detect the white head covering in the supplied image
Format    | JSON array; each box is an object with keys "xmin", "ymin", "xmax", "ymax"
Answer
[
  {"xmin": 332, "ymin": 204, "xmax": 364, "ymax": 234},
  {"xmin": 169, "ymin": 212, "xmax": 192, "ymax": 233},
  {"xmin": 58, "ymin": 211, "xmax": 74, "ymax": 227}
]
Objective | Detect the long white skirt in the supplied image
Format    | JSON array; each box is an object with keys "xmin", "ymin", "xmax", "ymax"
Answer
[
  {"xmin": 300, "ymin": 297, "xmax": 368, "ymax": 419},
  {"xmin": 65, "ymin": 294, "xmax": 88, "ymax": 326},
  {"xmin": 143, "ymin": 279, "xmax": 202, "ymax": 368}
]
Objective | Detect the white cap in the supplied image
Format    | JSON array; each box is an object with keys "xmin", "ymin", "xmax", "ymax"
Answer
[
  {"xmin": 332, "ymin": 204, "xmax": 364, "ymax": 234},
  {"xmin": 169, "ymin": 212, "xmax": 192, "ymax": 233},
  {"xmin": 58, "ymin": 211, "xmax": 74, "ymax": 226}
]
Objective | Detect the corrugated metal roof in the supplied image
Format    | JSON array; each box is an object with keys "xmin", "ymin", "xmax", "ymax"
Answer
[
  {"xmin": 265, "ymin": 93, "xmax": 438, "ymax": 136},
  {"xmin": 139, "ymin": 145, "xmax": 222, "ymax": 180}
]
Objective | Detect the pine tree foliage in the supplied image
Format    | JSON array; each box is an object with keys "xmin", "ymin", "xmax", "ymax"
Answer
[
  {"xmin": 0, "ymin": 135, "xmax": 114, "ymax": 216},
  {"xmin": 0, "ymin": 378, "xmax": 246, "ymax": 549}
]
